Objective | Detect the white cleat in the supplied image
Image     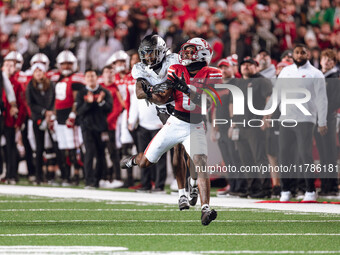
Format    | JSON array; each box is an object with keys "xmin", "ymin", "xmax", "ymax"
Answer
[
  {"xmin": 280, "ymin": 191, "xmax": 292, "ymax": 202},
  {"xmin": 107, "ymin": 180, "xmax": 125, "ymax": 189},
  {"xmin": 302, "ymin": 191, "xmax": 317, "ymax": 201}
]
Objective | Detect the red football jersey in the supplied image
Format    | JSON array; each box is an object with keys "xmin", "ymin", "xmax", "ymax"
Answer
[
  {"xmin": 114, "ymin": 73, "xmax": 129, "ymax": 102},
  {"xmin": 46, "ymin": 69, "xmax": 61, "ymax": 83},
  {"xmin": 167, "ymin": 65, "xmax": 222, "ymax": 114},
  {"xmin": 13, "ymin": 71, "xmax": 31, "ymax": 117},
  {"xmin": 55, "ymin": 73, "xmax": 85, "ymax": 110},
  {"xmin": 3, "ymin": 76, "xmax": 26, "ymax": 128}
]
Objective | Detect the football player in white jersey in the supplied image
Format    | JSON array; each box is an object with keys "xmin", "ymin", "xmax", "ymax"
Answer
[
  {"xmin": 129, "ymin": 35, "xmax": 198, "ymax": 210},
  {"xmin": 122, "ymin": 38, "xmax": 221, "ymax": 225}
]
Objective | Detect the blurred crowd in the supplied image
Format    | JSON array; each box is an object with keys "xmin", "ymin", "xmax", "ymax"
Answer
[
  {"xmin": 2, "ymin": 0, "xmax": 340, "ymax": 69},
  {"xmin": 0, "ymin": 0, "xmax": 340, "ymax": 199}
]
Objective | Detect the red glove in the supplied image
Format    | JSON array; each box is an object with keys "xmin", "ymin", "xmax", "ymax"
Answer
[{"xmin": 66, "ymin": 112, "xmax": 76, "ymax": 128}]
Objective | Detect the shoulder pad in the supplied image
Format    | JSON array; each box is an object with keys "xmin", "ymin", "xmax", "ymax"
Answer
[
  {"xmin": 131, "ymin": 62, "xmax": 147, "ymax": 79},
  {"xmin": 165, "ymin": 53, "xmax": 180, "ymax": 66},
  {"xmin": 71, "ymin": 73, "xmax": 85, "ymax": 84}
]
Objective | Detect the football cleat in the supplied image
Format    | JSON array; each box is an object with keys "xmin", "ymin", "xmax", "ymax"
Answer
[
  {"xmin": 178, "ymin": 195, "xmax": 190, "ymax": 211},
  {"xmin": 302, "ymin": 191, "xmax": 317, "ymax": 202},
  {"xmin": 201, "ymin": 208, "xmax": 217, "ymax": 226},
  {"xmin": 280, "ymin": 191, "xmax": 292, "ymax": 202},
  {"xmin": 187, "ymin": 177, "xmax": 199, "ymax": 206},
  {"xmin": 120, "ymin": 155, "xmax": 137, "ymax": 169}
]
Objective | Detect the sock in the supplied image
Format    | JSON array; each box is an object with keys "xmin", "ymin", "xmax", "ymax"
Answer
[
  {"xmin": 190, "ymin": 178, "xmax": 197, "ymax": 187},
  {"xmin": 178, "ymin": 189, "xmax": 186, "ymax": 199},
  {"xmin": 201, "ymin": 204, "xmax": 210, "ymax": 211}
]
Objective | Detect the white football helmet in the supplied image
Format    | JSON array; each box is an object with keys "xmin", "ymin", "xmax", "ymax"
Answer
[
  {"xmin": 138, "ymin": 35, "xmax": 167, "ymax": 67},
  {"xmin": 30, "ymin": 53, "xmax": 50, "ymax": 70},
  {"xmin": 105, "ymin": 50, "xmax": 129, "ymax": 72},
  {"xmin": 179, "ymin": 38, "xmax": 213, "ymax": 66},
  {"xmin": 56, "ymin": 50, "xmax": 78, "ymax": 76},
  {"xmin": 4, "ymin": 51, "xmax": 24, "ymax": 71}
]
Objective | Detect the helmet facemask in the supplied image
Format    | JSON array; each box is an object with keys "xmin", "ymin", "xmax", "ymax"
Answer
[
  {"xmin": 60, "ymin": 62, "xmax": 74, "ymax": 76},
  {"xmin": 138, "ymin": 35, "xmax": 167, "ymax": 68},
  {"xmin": 138, "ymin": 47, "xmax": 163, "ymax": 67},
  {"xmin": 179, "ymin": 38, "xmax": 213, "ymax": 66},
  {"xmin": 179, "ymin": 44, "xmax": 199, "ymax": 66}
]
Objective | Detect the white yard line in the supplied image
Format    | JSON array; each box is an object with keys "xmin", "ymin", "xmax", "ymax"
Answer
[
  {"xmin": 0, "ymin": 246, "xmax": 127, "ymax": 254},
  {"xmin": 0, "ymin": 185, "xmax": 339, "ymax": 214},
  {"xmin": 1, "ymin": 233, "xmax": 340, "ymax": 237},
  {"xmin": 105, "ymin": 252, "xmax": 340, "ymax": 255},
  {"xmin": 0, "ymin": 219, "xmax": 340, "ymax": 223},
  {"xmin": 0, "ymin": 248, "xmax": 340, "ymax": 255}
]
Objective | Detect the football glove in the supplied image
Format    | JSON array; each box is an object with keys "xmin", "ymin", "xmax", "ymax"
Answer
[
  {"xmin": 140, "ymin": 79, "xmax": 153, "ymax": 99},
  {"xmin": 168, "ymin": 72, "xmax": 190, "ymax": 94}
]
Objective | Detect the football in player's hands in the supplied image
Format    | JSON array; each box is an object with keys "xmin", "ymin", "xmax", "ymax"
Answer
[
  {"xmin": 168, "ymin": 72, "xmax": 190, "ymax": 94},
  {"xmin": 152, "ymin": 81, "xmax": 171, "ymax": 94}
]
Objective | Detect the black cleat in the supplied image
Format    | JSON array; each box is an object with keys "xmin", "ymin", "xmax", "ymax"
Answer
[
  {"xmin": 120, "ymin": 155, "xmax": 137, "ymax": 169},
  {"xmin": 178, "ymin": 195, "xmax": 190, "ymax": 211},
  {"xmin": 187, "ymin": 177, "xmax": 199, "ymax": 206},
  {"xmin": 201, "ymin": 208, "xmax": 217, "ymax": 226}
]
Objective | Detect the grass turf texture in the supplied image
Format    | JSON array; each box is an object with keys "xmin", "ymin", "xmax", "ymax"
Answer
[{"xmin": 0, "ymin": 194, "xmax": 339, "ymax": 254}]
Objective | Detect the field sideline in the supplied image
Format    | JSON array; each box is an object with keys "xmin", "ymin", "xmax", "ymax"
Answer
[{"xmin": 0, "ymin": 185, "xmax": 339, "ymax": 254}]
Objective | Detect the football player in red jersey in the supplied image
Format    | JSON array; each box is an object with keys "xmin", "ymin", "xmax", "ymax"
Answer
[
  {"xmin": 1, "ymin": 58, "xmax": 26, "ymax": 184},
  {"xmin": 54, "ymin": 50, "xmax": 84, "ymax": 186},
  {"xmin": 3, "ymin": 51, "xmax": 36, "ymax": 182},
  {"xmin": 130, "ymin": 35, "xmax": 195, "ymax": 209},
  {"xmin": 122, "ymin": 38, "xmax": 221, "ymax": 225},
  {"xmin": 108, "ymin": 50, "xmax": 135, "ymax": 187}
]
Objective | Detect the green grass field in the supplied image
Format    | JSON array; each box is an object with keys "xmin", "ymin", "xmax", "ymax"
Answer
[{"xmin": 0, "ymin": 193, "xmax": 340, "ymax": 254}]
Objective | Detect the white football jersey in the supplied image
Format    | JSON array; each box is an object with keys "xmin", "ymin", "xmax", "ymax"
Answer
[{"xmin": 131, "ymin": 53, "xmax": 180, "ymax": 85}]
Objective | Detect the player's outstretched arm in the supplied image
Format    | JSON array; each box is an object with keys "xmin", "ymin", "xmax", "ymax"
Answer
[{"xmin": 168, "ymin": 72, "xmax": 206, "ymax": 107}]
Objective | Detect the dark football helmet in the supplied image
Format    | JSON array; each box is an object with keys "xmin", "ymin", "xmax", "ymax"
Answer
[{"xmin": 138, "ymin": 35, "xmax": 167, "ymax": 67}]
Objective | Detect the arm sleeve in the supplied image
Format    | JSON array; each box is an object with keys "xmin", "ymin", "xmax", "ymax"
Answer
[
  {"xmin": 3, "ymin": 73, "xmax": 16, "ymax": 103},
  {"xmin": 314, "ymin": 75, "xmax": 328, "ymax": 126}
]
